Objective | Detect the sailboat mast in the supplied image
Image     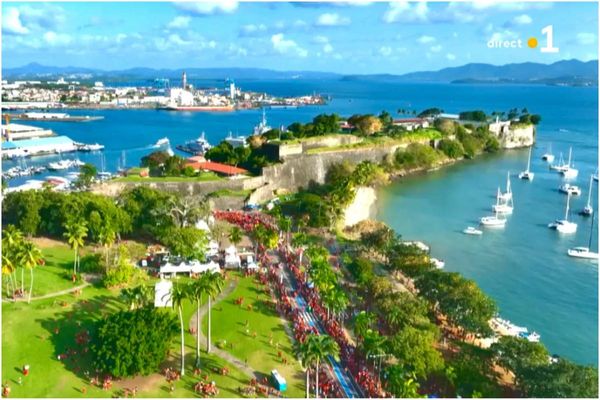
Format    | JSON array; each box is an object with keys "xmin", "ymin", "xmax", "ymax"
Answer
[
  {"xmin": 506, "ymin": 171, "xmax": 511, "ymax": 193},
  {"xmin": 565, "ymin": 192, "xmax": 571, "ymax": 221},
  {"xmin": 587, "ymin": 174, "xmax": 593, "ymax": 207},
  {"xmin": 589, "ymin": 211, "xmax": 595, "ymax": 249},
  {"xmin": 567, "ymin": 147, "xmax": 572, "ymax": 167}
]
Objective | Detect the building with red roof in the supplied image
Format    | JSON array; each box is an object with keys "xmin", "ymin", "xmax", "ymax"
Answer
[{"xmin": 185, "ymin": 160, "xmax": 248, "ymax": 176}]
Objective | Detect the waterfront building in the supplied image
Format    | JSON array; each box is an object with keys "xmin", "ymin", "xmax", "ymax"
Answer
[
  {"xmin": 1, "ymin": 136, "xmax": 77, "ymax": 158},
  {"xmin": 1, "ymin": 123, "xmax": 54, "ymax": 140},
  {"xmin": 185, "ymin": 160, "xmax": 248, "ymax": 177},
  {"xmin": 392, "ymin": 118, "xmax": 430, "ymax": 131}
]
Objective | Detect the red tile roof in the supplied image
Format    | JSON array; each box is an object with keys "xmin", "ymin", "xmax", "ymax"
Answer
[
  {"xmin": 187, "ymin": 161, "xmax": 248, "ymax": 175},
  {"xmin": 393, "ymin": 118, "xmax": 426, "ymax": 123}
]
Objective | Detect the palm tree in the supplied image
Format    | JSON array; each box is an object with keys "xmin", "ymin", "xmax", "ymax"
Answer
[
  {"xmin": 306, "ymin": 334, "xmax": 339, "ymax": 398},
  {"xmin": 328, "ymin": 289, "xmax": 348, "ymax": 322},
  {"xmin": 19, "ymin": 240, "xmax": 43, "ymax": 303},
  {"xmin": 2, "ymin": 253, "xmax": 16, "ymax": 298},
  {"xmin": 361, "ymin": 330, "xmax": 387, "ymax": 371},
  {"xmin": 190, "ymin": 276, "xmax": 209, "ymax": 368},
  {"xmin": 165, "ymin": 283, "xmax": 189, "ymax": 376},
  {"xmin": 63, "ymin": 220, "xmax": 88, "ymax": 276},
  {"xmin": 294, "ymin": 339, "xmax": 318, "ymax": 399},
  {"xmin": 97, "ymin": 225, "xmax": 116, "ymax": 267},
  {"xmin": 228, "ymin": 226, "xmax": 243, "ymax": 247},
  {"xmin": 354, "ymin": 310, "xmax": 376, "ymax": 340},
  {"xmin": 3, "ymin": 225, "xmax": 24, "ymax": 294},
  {"xmin": 204, "ymin": 271, "xmax": 225, "ymax": 353}
]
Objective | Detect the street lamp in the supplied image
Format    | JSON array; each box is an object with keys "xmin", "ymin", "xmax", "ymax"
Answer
[{"xmin": 367, "ymin": 353, "xmax": 389, "ymax": 384}]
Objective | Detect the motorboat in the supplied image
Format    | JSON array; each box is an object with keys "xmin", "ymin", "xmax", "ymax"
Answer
[
  {"xmin": 489, "ymin": 317, "xmax": 528, "ymax": 336},
  {"xmin": 541, "ymin": 143, "xmax": 555, "ymax": 163},
  {"xmin": 253, "ymin": 108, "xmax": 272, "ymax": 136},
  {"xmin": 568, "ymin": 211, "xmax": 598, "ymax": 260},
  {"xmin": 548, "ymin": 192, "xmax": 577, "ymax": 234},
  {"xmin": 73, "ymin": 159, "xmax": 85, "ymax": 167},
  {"xmin": 518, "ymin": 147, "xmax": 534, "ymax": 181},
  {"xmin": 431, "ymin": 258, "xmax": 445, "ymax": 269},
  {"xmin": 519, "ymin": 331, "xmax": 541, "ymax": 343},
  {"xmin": 559, "ymin": 147, "xmax": 578, "ymax": 179},
  {"xmin": 498, "ymin": 171, "xmax": 512, "ymax": 202},
  {"xmin": 182, "ymin": 132, "xmax": 212, "ymax": 154},
  {"xmin": 559, "ymin": 183, "xmax": 581, "ymax": 196},
  {"xmin": 48, "ymin": 159, "xmax": 73, "ymax": 170},
  {"xmin": 463, "ymin": 226, "xmax": 483, "ymax": 235}
]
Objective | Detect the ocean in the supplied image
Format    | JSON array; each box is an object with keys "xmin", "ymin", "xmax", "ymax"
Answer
[{"xmin": 3, "ymin": 80, "xmax": 598, "ymax": 365}]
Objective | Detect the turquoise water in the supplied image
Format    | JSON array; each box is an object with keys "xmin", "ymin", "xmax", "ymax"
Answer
[{"xmin": 4, "ymin": 81, "xmax": 597, "ymax": 365}]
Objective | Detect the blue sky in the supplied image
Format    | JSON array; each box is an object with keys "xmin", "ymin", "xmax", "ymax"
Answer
[{"xmin": 2, "ymin": 1, "xmax": 598, "ymax": 74}]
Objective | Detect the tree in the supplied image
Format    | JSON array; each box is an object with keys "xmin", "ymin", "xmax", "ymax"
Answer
[
  {"xmin": 304, "ymin": 334, "xmax": 340, "ymax": 398},
  {"xmin": 2, "ymin": 225, "xmax": 24, "ymax": 297},
  {"xmin": 490, "ymin": 336, "xmax": 549, "ymax": 376},
  {"xmin": 438, "ymin": 139, "xmax": 465, "ymax": 159},
  {"xmin": 385, "ymin": 366, "xmax": 422, "ymax": 398},
  {"xmin": 189, "ymin": 278, "xmax": 206, "ymax": 369},
  {"xmin": 159, "ymin": 227, "xmax": 208, "ymax": 260},
  {"xmin": 459, "ymin": 110, "xmax": 487, "ymax": 122},
  {"xmin": 168, "ymin": 196, "xmax": 210, "ymax": 228},
  {"xmin": 434, "ymin": 118, "xmax": 457, "ymax": 136},
  {"xmin": 203, "ymin": 271, "xmax": 225, "ymax": 353},
  {"xmin": 63, "ymin": 220, "xmax": 88, "ymax": 276},
  {"xmin": 388, "ymin": 326, "xmax": 444, "ymax": 379},
  {"xmin": 353, "ymin": 115, "xmax": 383, "ymax": 136},
  {"xmin": 165, "ymin": 283, "xmax": 190, "ymax": 376},
  {"xmin": 354, "ymin": 311, "xmax": 377, "ymax": 339},
  {"xmin": 379, "ymin": 110, "xmax": 393, "ymax": 128},
  {"xmin": 418, "ymin": 108, "xmax": 443, "ymax": 118},
  {"xmin": 294, "ymin": 338, "xmax": 318, "ymax": 398},
  {"xmin": 92, "ymin": 308, "xmax": 178, "ymax": 378},
  {"xmin": 120, "ymin": 285, "xmax": 153, "ymax": 310},
  {"xmin": 75, "ymin": 163, "xmax": 98, "ymax": 189},
  {"xmin": 519, "ymin": 359, "xmax": 598, "ymax": 398},
  {"xmin": 19, "ymin": 240, "xmax": 43, "ymax": 303},
  {"xmin": 228, "ymin": 226, "xmax": 243, "ymax": 247},
  {"xmin": 210, "ymin": 220, "xmax": 231, "ymax": 248}
]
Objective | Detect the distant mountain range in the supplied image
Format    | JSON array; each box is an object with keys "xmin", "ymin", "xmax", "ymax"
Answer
[{"xmin": 4, "ymin": 59, "xmax": 597, "ymax": 86}]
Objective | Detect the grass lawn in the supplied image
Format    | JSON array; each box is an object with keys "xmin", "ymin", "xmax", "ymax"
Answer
[
  {"xmin": 203, "ymin": 273, "xmax": 305, "ymax": 398},
  {"xmin": 112, "ymin": 172, "xmax": 223, "ymax": 183},
  {"xmin": 2, "ymin": 242, "xmax": 255, "ymax": 398}
]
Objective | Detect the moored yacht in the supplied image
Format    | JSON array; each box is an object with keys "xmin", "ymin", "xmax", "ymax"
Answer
[
  {"xmin": 463, "ymin": 226, "xmax": 483, "ymax": 235},
  {"xmin": 518, "ymin": 147, "xmax": 534, "ymax": 181},
  {"xmin": 568, "ymin": 212, "xmax": 598, "ymax": 260},
  {"xmin": 559, "ymin": 183, "xmax": 582, "ymax": 196},
  {"xmin": 541, "ymin": 143, "xmax": 555, "ymax": 163},
  {"xmin": 549, "ymin": 152, "xmax": 568, "ymax": 172},
  {"xmin": 493, "ymin": 187, "xmax": 514, "ymax": 214},
  {"xmin": 580, "ymin": 174, "xmax": 594, "ymax": 216},
  {"xmin": 498, "ymin": 171, "xmax": 512, "ymax": 202},
  {"xmin": 548, "ymin": 192, "xmax": 577, "ymax": 234},
  {"xmin": 559, "ymin": 147, "xmax": 578, "ymax": 179}
]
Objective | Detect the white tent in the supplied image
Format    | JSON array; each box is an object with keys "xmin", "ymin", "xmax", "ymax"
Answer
[
  {"xmin": 224, "ymin": 245, "xmax": 241, "ymax": 268},
  {"xmin": 206, "ymin": 240, "xmax": 219, "ymax": 257},
  {"xmin": 159, "ymin": 260, "xmax": 221, "ymax": 277},
  {"xmin": 195, "ymin": 219, "xmax": 211, "ymax": 232},
  {"xmin": 154, "ymin": 280, "xmax": 173, "ymax": 307}
]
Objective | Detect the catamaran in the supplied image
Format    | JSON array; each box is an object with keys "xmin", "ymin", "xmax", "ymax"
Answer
[
  {"xmin": 560, "ymin": 147, "xmax": 578, "ymax": 179},
  {"xmin": 541, "ymin": 143, "xmax": 555, "ymax": 163},
  {"xmin": 568, "ymin": 211, "xmax": 599, "ymax": 260},
  {"xmin": 498, "ymin": 171, "xmax": 512, "ymax": 201},
  {"xmin": 548, "ymin": 192, "xmax": 577, "ymax": 234},
  {"xmin": 580, "ymin": 174, "xmax": 594, "ymax": 216},
  {"xmin": 492, "ymin": 187, "xmax": 514, "ymax": 214},
  {"xmin": 559, "ymin": 183, "xmax": 582, "ymax": 196},
  {"xmin": 593, "ymin": 168, "xmax": 598, "ymax": 182},
  {"xmin": 518, "ymin": 147, "xmax": 534, "ymax": 181}
]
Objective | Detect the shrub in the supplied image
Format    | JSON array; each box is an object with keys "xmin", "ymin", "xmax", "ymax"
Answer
[
  {"xmin": 394, "ymin": 143, "xmax": 441, "ymax": 169},
  {"xmin": 79, "ymin": 253, "xmax": 104, "ymax": 274},
  {"xmin": 103, "ymin": 245, "xmax": 147, "ymax": 287},
  {"xmin": 92, "ymin": 308, "xmax": 178, "ymax": 377},
  {"xmin": 438, "ymin": 139, "xmax": 465, "ymax": 159}
]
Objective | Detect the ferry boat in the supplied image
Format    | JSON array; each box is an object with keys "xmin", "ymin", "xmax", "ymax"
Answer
[
  {"xmin": 224, "ymin": 132, "xmax": 247, "ymax": 148},
  {"xmin": 177, "ymin": 132, "xmax": 212, "ymax": 155}
]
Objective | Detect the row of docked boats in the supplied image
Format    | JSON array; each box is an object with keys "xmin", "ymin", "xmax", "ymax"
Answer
[
  {"xmin": 2, "ymin": 165, "xmax": 47, "ymax": 180},
  {"xmin": 47, "ymin": 159, "xmax": 85, "ymax": 171},
  {"xmin": 489, "ymin": 316, "xmax": 540, "ymax": 342}
]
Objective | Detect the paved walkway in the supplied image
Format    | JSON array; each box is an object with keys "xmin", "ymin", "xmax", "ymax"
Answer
[
  {"xmin": 188, "ymin": 277, "xmax": 256, "ymax": 378},
  {"xmin": 2, "ymin": 274, "xmax": 99, "ymax": 303}
]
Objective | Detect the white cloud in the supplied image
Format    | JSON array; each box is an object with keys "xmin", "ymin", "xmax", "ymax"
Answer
[
  {"xmin": 174, "ymin": 1, "xmax": 238, "ymax": 15},
  {"xmin": 240, "ymin": 23, "xmax": 267, "ymax": 36},
  {"xmin": 577, "ymin": 33, "xmax": 596, "ymax": 45},
  {"xmin": 417, "ymin": 35, "xmax": 436, "ymax": 44},
  {"xmin": 313, "ymin": 35, "xmax": 329, "ymax": 44},
  {"xmin": 446, "ymin": 53, "xmax": 456, "ymax": 60},
  {"xmin": 383, "ymin": 2, "xmax": 429, "ymax": 23},
  {"xmin": 323, "ymin": 43, "xmax": 334, "ymax": 53},
  {"xmin": 167, "ymin": 16, "xmax": 191, "ymax": 29},
  {"xmin": 489, "ymin": 30, "xmax": 518, "ymax": 42},
  {"xmin": 19, "ymin": 4, "xmax": 66, "ymax": 30},
  {"xmin": 43, "ymin": 31, "xmax": 72, "ymax": 46},
  {"xmin": 430, "ymin": 44, "xmax": 442, "ymax": 52},
  {"xmin": 379, "ymin": 46, "xmax": 392, "ymax": 57},
  {"xmin": 315, "ymin": 13, "xmax": 351, "ymax": 26},
  {"xmin": 293, "ymin": 19, "xmax": 308, "ymax": 28},
  {"xmin": 339, "ymin": 1, "xmax": 373, "ymax": 5},
  {"xmin": 271, "ymin": 33, "xmax": 308, "ymax": 57},
  {"xmin": 2, "ymin": 8, "xmax": 29, "ymax": 34},
  {"xmin": 511, "ymin": 14, "xmax": 532, "ymax": 25}
]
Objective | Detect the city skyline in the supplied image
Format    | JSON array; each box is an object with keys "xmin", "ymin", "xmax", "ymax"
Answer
[{"xmin": 2, "ymin": 1, "xmax": 599, "ymax": 74}]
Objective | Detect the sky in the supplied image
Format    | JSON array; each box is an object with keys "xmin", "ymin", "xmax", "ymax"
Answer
[{"xmin": 2, "ymin": 1, "xmax": 598, "ymax": 74}]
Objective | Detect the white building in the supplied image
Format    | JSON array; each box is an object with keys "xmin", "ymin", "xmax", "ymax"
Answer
[
  {"xmin": 1, "ymin": 135, "xmax": 77, "ymax": 158},
  {"xmin": 1, "ymin": 123, "xmax": 54, "ymax": 140},
  {"xmin": 169, "ymin": 88, "xmax": 195, "ymax": 106}
]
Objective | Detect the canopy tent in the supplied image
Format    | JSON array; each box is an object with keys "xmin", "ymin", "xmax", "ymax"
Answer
[{"xmin": 159, "ymin": 260, "xmax": 221, "ymax": 277}]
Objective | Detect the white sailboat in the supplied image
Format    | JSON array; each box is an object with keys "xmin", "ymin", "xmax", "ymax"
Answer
[
  {"xmin": 481, "ymin": 195, "xmax": 507, "ymax": 227},
  {"xmin": 463, "ymin": 226, "xmax": 483, "ymax": 235},
  {"xmin": 498, "ymin": 171, "xmax": 512, "ymax": 201},
  {"xmin": 549, "ymin": 152, "xmax": 567, "ymax": 172},
  {"xmin": 492, "ymin": 187, "xmax": 514, "ymax": 214},
  {"xmin": 568, "ymin": 211, "xmax": 599, "ymax": 259},
  {"xmin": 518, "ymin": 147, "xmax": 534, "ymax": 181},
  {"xmin": 580, "ymin": 174, "xmax": 594, "ymax": 216},
  {"xmin": 541, "ymin": 143, "xmax": 555, "ymax": 163},
  {"xmin": 560, "ymin": 147, "xmax": 578, "ymax": 179},
  {"xmin": 548, "ymin": 192, "xmax": 577, "ymax": 234},
  {"xmin": 559, "ymin": 183, "xmax": 582, "ymax": 196}
]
